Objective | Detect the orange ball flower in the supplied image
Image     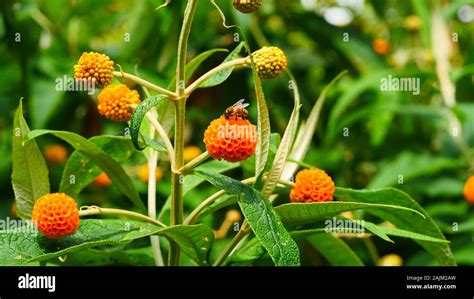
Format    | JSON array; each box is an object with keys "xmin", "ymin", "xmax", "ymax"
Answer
[
  {"xmin": 203, "ymin": 103, "xmax": 257, "ymax": 163},
  {"xmin": 32, "ymin": 193, "xmax": 80, "ymax": 239},
  {"xmin": 73, "ymin": 52, "xmax": 114, "ymax": 88},
  {"xmin": 463, "ymin": 176, "xmax": 474, "ymax": 204},
  {"xmin": 138, "ymin": 164, "xmax": 163, "ymax": 183},
  {"xmin": 232, "ymin": 0, "xmax": 262, "ymax": 14},
  {"xmin": 43, "ymin": 145, "xmax": 68, "ymax": 164},
  {"xmin": 290, "ymin": 168, "xmax": 335, "ymax": 203},
  {"xmin": 93, "ymin": 172, "xmax": 112, "ymax": 188},
  {"xmin": 251, "ymin": 46, "xmax": 287, "ymax": 79},
  {"xmin": 97, "ymin": 84, "xmax": 140, "ymax": 122},
  {"xmin": 372, "ymin": 39, "xmax": 390, "ymax": 55}
]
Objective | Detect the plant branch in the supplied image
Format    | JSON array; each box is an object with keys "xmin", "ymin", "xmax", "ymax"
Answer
[
  {"xmin": 146, "ymin": 113, "xmax": 176, "ymax": 169},
  {"xmin": 79, "ymin": 206, "xmax": 167, "ymax": 228},
  {"xmin": 179, "ymin": 151, "xmax": 210, "ymax": 174},
  {"xmin": 213, "ymin": 223, "xmax": 250, "ymax": 266},
  {"xmin": 184, "ymin": 57, "xmax": 250, "ymax": 95},
  {"xmin": 113, "ymin": 71, "xmax": 177, "ymax": 99}
]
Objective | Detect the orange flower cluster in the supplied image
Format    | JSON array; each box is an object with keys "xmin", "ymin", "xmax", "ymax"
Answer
[
  {"xmin": 252, "ymin": 46, "xmax": 287, "ymax": 79},
  {"xmin": 204, "ymin": 115, "xmax": 257, "ymax": 163},
  {"xmin": 290, "ymin": 168, "xmax": 335, "ymax": 203},
  {"xmin": 32, "ymin": 193, "xmax": 80, "ymax": 239},
  {"xmin": 232, "ymin": 0, "xmax": 262, "ymax": 14},
  {"xmin": 74, "ymin": 52, "xmax": 114, "ymax": 88},
  {"xmin": 463, "ymin": 176, "xmax": 474, "ymax": 204},
  {"xmin": 97, "ymin": 84, "xmax": 140, "ymax": 122}
]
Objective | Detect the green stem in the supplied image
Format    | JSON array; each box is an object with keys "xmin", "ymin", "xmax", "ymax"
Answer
[
  {"xmin": 79, "ymin": 206, "xmax": 166, "ymax": 228},
  {"xmin": 213, "ymin": 223, "xmax": 250, "ymax": 266},
  {"xmin": 112, "ymin": 71, "xmax": 176, "ymax": 99},
  {"xmin": 179, "ymin": 151, "xmax": 210, "ymax": 174},
  {"xmin": 169, "ymin": 0, "xmax": 198, "ymax": 266}
]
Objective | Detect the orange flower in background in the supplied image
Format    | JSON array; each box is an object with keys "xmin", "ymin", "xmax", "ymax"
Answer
[
  {"xmin": 378, "ymin": 254, "xmax": 403, "ymax": 266},
  {"xmin": 138, "ymin": 164, "xmax": 164, "ymax": 183},
  {"xmin": 372, "ymin": 38, "xmax": 390, "ymax": 55},
  {"xmin": 74, "ymin": 51, "xmax": 114, "ymax": 88},
  {"xmin": 463, "ymin": 176, "xmax": 474, "ymax": 204},
  {"xmin": 43, "ymin": 144, "xmax": 68, "ymax": 164},
  {"xmin": 290, "ymin": 168, "xmax": 335, "ymax": 203},
  {"xmin": 97, "ymin": 84, "xmax": 141, "ymax": 122},
  {"xmin": 183, "ymin": 145, "xmax": 203, "ymax": 163},
  {"xmin": 204, "ymin": 101, "xmax": 257, "ymax": 163},
  {"xmin": 93, "ymin": 172, "xmax": 112, "ymax": 188},
  {"xmin": 232, "ymin": 0, "xmax": 262, "ymax": 14},
  {"xmin": 11, "ymin": 202, "xmax": 17, "ymax": 218},
  {"xmin": 32, "ymin": 193, "xmax": 80, "ymax": 239},
  {"xmin": 251, "ymin": 46, "xmax": 287, "ymax": 79}
]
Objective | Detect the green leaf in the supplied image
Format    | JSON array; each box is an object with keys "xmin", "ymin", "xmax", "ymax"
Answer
[
  {"xmin": 282, "ymin": 70, "xmax": 347, "ymax": 180},
  {"xmin": 335, "ymin": 187, "xmax": 456, "ymax": 265},
  {"xmin": 261, "ymin": 71, "xmax": 301, "ymax": 197},
  {"xmin": 226, "ymin": 237, "xmax": 268, "ymax": 265},
  {"xmin": 59, "ymin": 135, "xmax": 136, "ymax": 197},
  {"xmin": 194, "ymin": 170, "xmax": 300, "ymax": 266},
  {"xmin": 304, "ymin": 233, "xmax": 364, "ymax": 266},
  {"xmin": 130, "ymin": 95, "xmax": 166, "ymax": 150},
  {"xmin": 25, "ymin": 130, "xmax": 146, "ymax": 213},
  {"xmin": 199, "ymin": 42, "xmax": 245, "ymax": 88},
  {"xmin": 55, "ymin": 247, "xmax": 155, "ymax": 266},
  {"xmin": 168, "ymin": 48, "xmax": 229, "ymax": 90},
  {"xmin": 368, "ymin": 152, "xmax": 463, "ymax": 189},
  {"xmin": 360, "ymin": 221, "xmax": 449, "ymax": 244},
  {"xmin": 11, "ymin": 100, "xmax": 50, "ymax": 219},
  {"xmin": 274, "ymin": 201, "xmax": 425, "ymax": 226},
  {"xmin": 251, "ymin": 55, "xmax": 271, "ymax": 180},
  {"xmin": 0, "ymin": 219, "xmax": 214, "ymax": 266}
]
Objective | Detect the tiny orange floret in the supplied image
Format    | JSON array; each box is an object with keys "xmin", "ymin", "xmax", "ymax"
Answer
[
  {"xmin": 463, "ymin": 176, "xmax": 474, "ymax": 205},
  {"xmin": 372, "ymin": 38, "xmax": 390, "ymax": 55},
  {"xmin": 97, "ymin": 83, "xmax": 140, "ymax": 122},
  {"xmin": 203, "ymin": 115, "xmax": 257, "ymax": 163},
  {"xmin": 290, "ymin": 168, "xmax": 335, "ymax": 203},
  {"xmin": 73, "ymin": 51, "xmax": 114, "ymax": 88},
  {"xmin": 32, "ymin": 193, "xmax": 80, "ymax": 239}
]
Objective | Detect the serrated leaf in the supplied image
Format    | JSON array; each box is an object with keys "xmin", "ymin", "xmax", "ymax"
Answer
[
  {"xmin": 199, "ymin": 42, "xmax": 245, "ymax": 88},
  {"xmin": 261, "ymin": 71, "xmax": 301, "ymax": 197},
  {"xmin": 25, "ymin": 130, "xmax": 146, "ymax": 213},
  {"xmin": 195, "ymin": 170, "xmax": 300, "ymax": 266},
  {"xmin": 335, "ymin": 187, "xmax": 455, "ymax": 265},
  {"xmin": 130, "ymin": 95, "xmax": 166, "ymax": 150},
  {"xmin": 11, "ymin": 100, "xmax": 50, "ymax": 219},
  {"xmin": 0, "ymin": 219, "xmax": 213, "ymax": 266},
  {"xmin": 60, "ymin": 135, "xmax": 136, "ymax": 197},
  {"xmin": 274, "ymin": 201, "xmax": 425, "ymax": 226}
]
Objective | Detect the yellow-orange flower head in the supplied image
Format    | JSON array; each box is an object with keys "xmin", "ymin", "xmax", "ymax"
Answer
[
  {"xmin": 463, "ymin": 176, "xmax": 474, "ymax": 205},
  {"xmin": 203, "ymin": 101, "xmax": 257, "ymax": 163},
  {"xmin": 232, "ymin": 0, "xmax": 262, "ymax": 13},
  {"xmin": 74, "ymin": 52, "xmax": 114, "ymax": 88},
  {"xmin": 290, "ymin": 168, "xmax": 335, "ymax": 203},
  {"xmin": 32, "ymin": 193, "xmax": 80, "ymax": 239},
  {"xmin": 251, "ymin": 46, "xmax": 287, "ymax": 80},
  {"xmin": 97, "ymin": 84, "xmax": 140, "ymax": 122}
]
